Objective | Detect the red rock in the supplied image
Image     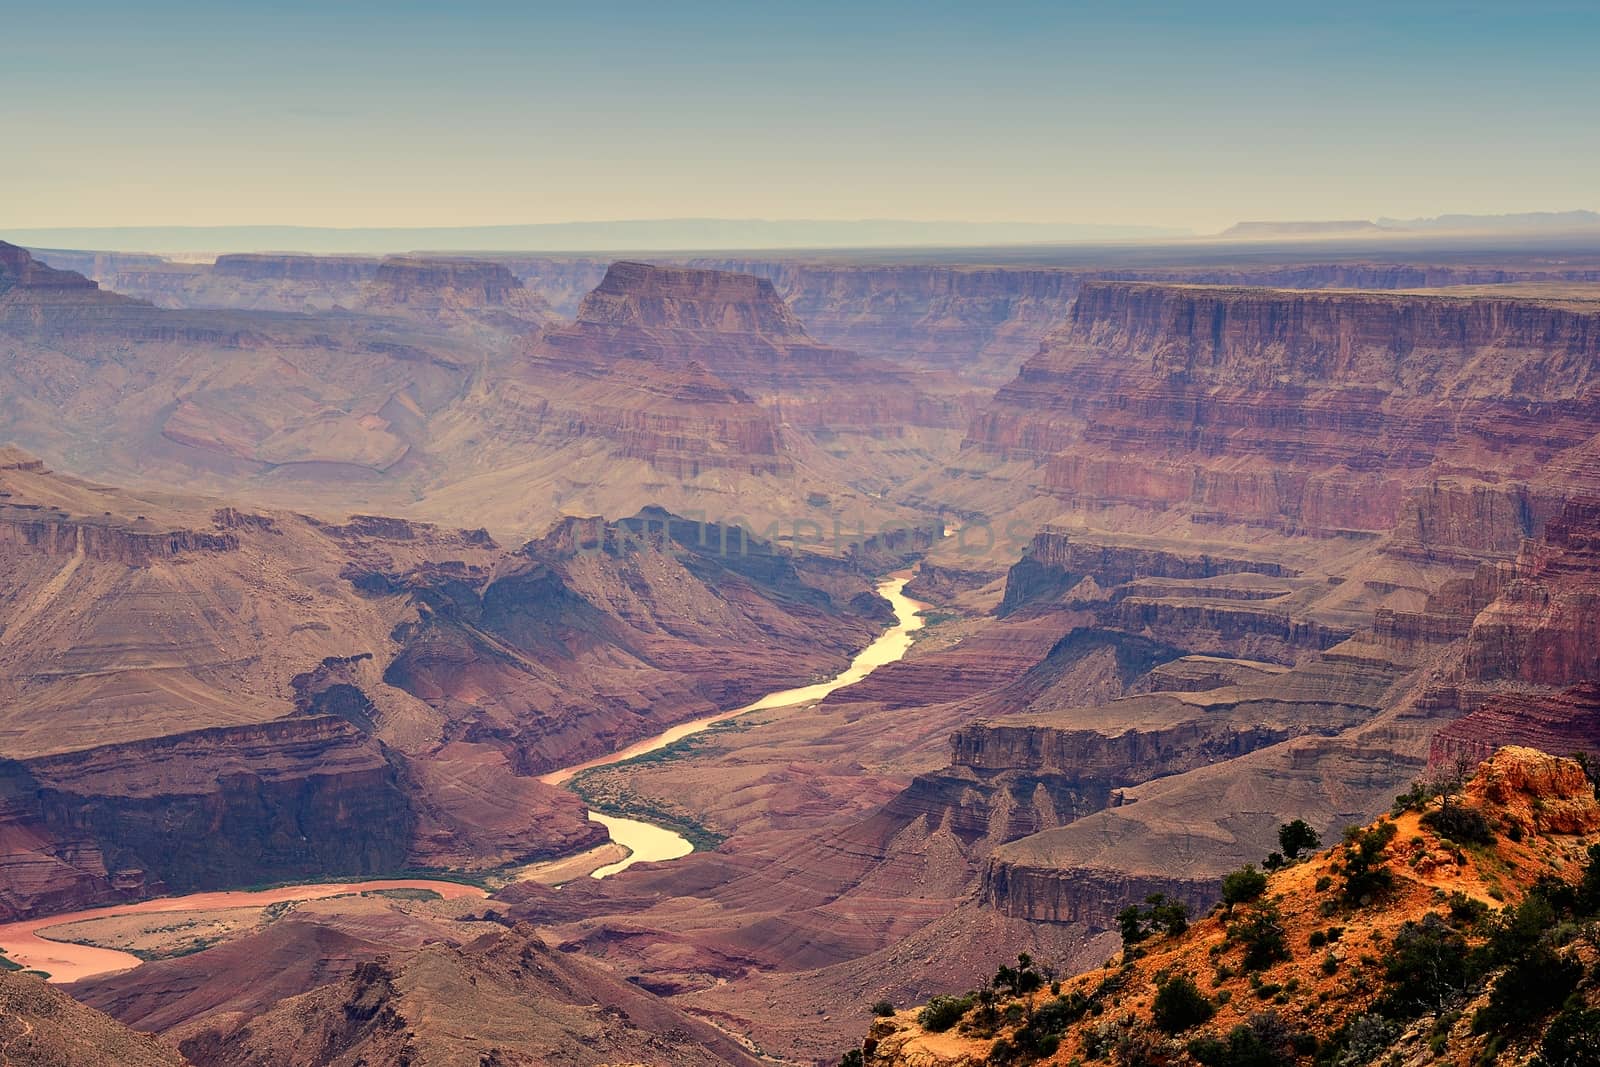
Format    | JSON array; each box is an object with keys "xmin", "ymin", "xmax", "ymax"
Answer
[{"xmin": 969, "ymin": 282, "xmax": 1600, "ymax": 539}]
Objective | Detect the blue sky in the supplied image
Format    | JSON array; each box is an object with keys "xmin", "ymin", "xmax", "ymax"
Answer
[{"xmin": 5, "ymin": 0, "xmax": 1597, "ymax": 231}]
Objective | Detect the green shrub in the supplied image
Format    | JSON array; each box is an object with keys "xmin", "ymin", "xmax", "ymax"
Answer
[
  {"xmin": 1391, "ymin": 781, "xmax": 1437, "ymax": 815},
  {"xmin": 992, "ymin": 953, "xmax": 1044, "ymax": 997},
  {"xmin": 1187, "ymin": 1011, "xmax": 1308, "ymax": 1067},
  {"xmin": 1152, "ymin": 976, "xmax": 1215, "ymax": 1034},
  {"xmin": 870, "ymin": 999, "xmax": 895, "ymax": 1017},
  {"xmin": 1331, "ymin": 1013, "xmax": 1399, "ymax": 1067},
  {"xmin": 1221, "ymin": 865, "xmax": 1269, "ymax": 910},
  {"xmin": 1472, "ymin": 947, "xmax": 1582, "ymax": 1033},
  {"xmin": 1278, "ymin": 819, "xmax": 1321, "ymax": 860},
  {"xmin": 1314, "ymin": 875, "xmax": 1333, "ymax": 893},
  {"xmin": 1422, "ymin": 803, "xmax": 1495, "ymax": 845},
  {"xmin": 1232, "ymin": 901, "xmax": 1290, "ymax": 971},
  {"xmin": 918, "ymin": 993, "xmax": 974, "ymax": 1032},
  {"xmin": 1379, "ymin": 914, "xmax": 1468, "ymax": 1019},
  {"xmin": 1340, "ymin": 822, "xmax": 1398, "ymax": 905},
  {"xmin": 1537, "ymin": 1003, "xmax": 1600, "ymax": 1067},
  {"xmin": 1445, "ymin": 891, "xmax": 1488, "ymax": 927}
]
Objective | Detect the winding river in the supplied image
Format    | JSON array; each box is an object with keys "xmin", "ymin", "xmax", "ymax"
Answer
[
  {"xmin": 540, "ymin": 574, "xmax": 927, "ymax": 876},
  {"xmin": 0, "ymin": 574, "xmax": 926, "ymax": 981}
]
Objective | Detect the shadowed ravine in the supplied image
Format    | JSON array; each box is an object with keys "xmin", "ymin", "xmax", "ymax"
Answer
[{"xmin": 540, "ymin": 573, "xmax": 928, "ymax": 876}]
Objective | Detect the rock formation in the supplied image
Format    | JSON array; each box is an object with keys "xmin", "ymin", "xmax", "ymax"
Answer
[{"xmin": 0, "ymin": 456, "xmax": 885, "ymax": 920}]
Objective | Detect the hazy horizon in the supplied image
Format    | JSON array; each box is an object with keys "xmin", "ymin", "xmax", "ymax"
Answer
[{"xmin": 7, "ymin": 1, "xmax": 1598, "ymax": 235}]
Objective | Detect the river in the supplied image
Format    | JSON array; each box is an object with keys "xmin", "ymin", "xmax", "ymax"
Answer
[
  {"xmin": 0, "ymin": 574, "xmax": 926, "ymax": 980},
  {"xmin": 539, "ymin": 574, "xmax": 926, "ymax": 876}
]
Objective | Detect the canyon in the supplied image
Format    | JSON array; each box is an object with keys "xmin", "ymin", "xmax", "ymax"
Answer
[{"xmin": 4, "ymin": 231, "xmax": 1600, "ymax": 1063}]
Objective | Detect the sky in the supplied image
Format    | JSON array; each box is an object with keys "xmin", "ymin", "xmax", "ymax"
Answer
[{"xmin": 5, "ymin": 0, "xmax": 1598, "ymax": 235}]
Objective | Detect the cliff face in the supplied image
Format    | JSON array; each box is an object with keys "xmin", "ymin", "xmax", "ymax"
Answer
[
  {"xmin": 532, "ymin": 262, "xmax": 913, "ymax": 401},
  {"xmin": 687, "ymin": 259, "xmax": 1600, "ymax": 384},
  {"xmin": 0, "ymin": 241, "xmax": 148, "ymax": 331},
  {"xmin": 1461, "ymin": 499, "xmax": 1600, "ymax": 686},
  {"xmin": 969, "ymin": 282, "xmax": 1600, "ymax": 539},
  {"xmin": 357, "ymin": 256, "xmax": 555, "ymax": 328},
  {"xmin": 457, "ymin": 261, "xmax": 969, "ymax": 482},
  {"xmin": 0, "ymin": 716, "xmax": 412, "ymax": 921},
  {"xmin": 1427, "ymin": 500, "xmax": 1600, "ymax": 764}
]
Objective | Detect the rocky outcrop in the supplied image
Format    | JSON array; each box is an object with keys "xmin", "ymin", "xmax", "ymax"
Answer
[
  {"xmin": 469, "ymin": 261, "xmax": 970, "ymax": 479},
  {"xmin": 0, "ymin": 241, "xmax": 148, "ymax": 331},
  {"xmin": 533, "ymin": 262, "xmax": 914, "ymax": 401},
  {"xmin": 1000, "ymin": 527, "xmax": 1293, "ymax": 615},
  {"xmin": 0, "ymin": 506, "xmax": 238, "ymax": 565},
  {"xmin": 0, "ymin": 243, "xmax": 101, "ymax": 295}
]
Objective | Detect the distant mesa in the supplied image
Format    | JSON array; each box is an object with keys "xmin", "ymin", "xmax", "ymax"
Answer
[
  {"xmin": 1221, "ymin": 209, "xmax": 1600, "ymax": 239},
  {"xmin": 1219, "ymin": 219, "xmax": 1386, "ymax": 238}
]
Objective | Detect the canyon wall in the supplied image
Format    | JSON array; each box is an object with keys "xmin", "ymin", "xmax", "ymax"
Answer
[{"xmin": 970, "ymin": 282, "xmax": 1600, "ymax": 540}]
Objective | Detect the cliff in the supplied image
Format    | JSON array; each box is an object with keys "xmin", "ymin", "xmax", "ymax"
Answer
[
  {"xmin": 1426, "ymin": 500, "xmax": 1600, "ymax": 764},
  {"xmin": 0, "ymin": 241, "xmax": 148, "ymax": 331},
  {"xmin": 969, "ymin": 282, "xmax": 1600, "ymax": 539},
  {"xmin": 0, "ymin": 716, "xmax": 413, "ymax": 921},
  {"xmin": 357, "ymin": 256, "xmax": 555, "ymax": 328},
  {"xmin": 688, "ymin": 258, "xmax": 1600, "ymax": 384}
]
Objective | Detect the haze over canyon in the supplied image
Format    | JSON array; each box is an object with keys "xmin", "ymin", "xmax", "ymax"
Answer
[
  {"xmin": 2, "ymin": 215, "xmax": 1600, "ymax": 1065},
  {"xmin": 7, "ymin": 2, "xmax": 1600, "ymax": 1062}
]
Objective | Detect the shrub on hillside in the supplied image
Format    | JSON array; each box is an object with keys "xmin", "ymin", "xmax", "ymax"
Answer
[
  {"xmin": 1379, "ymin": 914, "xmax": 1468, "ymax": 1018},
  {"xmin": 1187, "ymin": 1011, "xmax": 1310, "ymax": 1067},
  {"xmin": 1277, "ymin": 819, "xmax": 1321, "ymax": 861},
  {"xmin": 1230, "ymin": 901, "xmax": 1290, "ymax": 971},
  {"xmin": 1421, "ymin": 803, "xmax": 1495, "ymax": 845},
  {"xmin": 1339, "ymin": 821, "xmax": 1398, "ymax": 905},
  {"xmin": 917, "ymin": 993, "xmax": 974, "ymax": 1032},
  {"xmin": 1472, "ymin": 946, "xmax": 1582, "ymax": 1034},
  {"xmin": 1152, "ymin": 975, "xmax": 1215, "ymax": 1034},
  {"xmin": 1220, "ymin": 865, "xmax": 1269, "ymax": 911},
  {"xmin": 1535, "ymin": 1003, "xmax": 1600, "ymax": 1067}
]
